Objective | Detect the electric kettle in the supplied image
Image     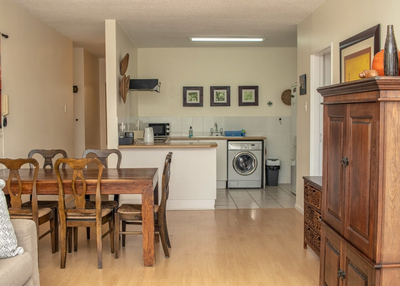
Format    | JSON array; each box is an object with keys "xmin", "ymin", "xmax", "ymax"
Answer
[{"xmin": 144, "ymin": 127, "xmax": 154, "ymax": 143}]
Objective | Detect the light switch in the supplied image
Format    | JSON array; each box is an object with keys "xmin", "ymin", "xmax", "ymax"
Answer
[
  {"xmin": 64, "ymin": 104, "xmax": 67, "ymax": 112},
  {"xmin": 304, "ymin": 101, "xmax": 308, "ymax": 112}
]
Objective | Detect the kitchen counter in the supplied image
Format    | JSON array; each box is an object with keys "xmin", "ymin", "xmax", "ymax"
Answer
[
  {"xmin": 119, "ymin": 141, "xmax": 217, "ymax": 148},
  {"xmin": 169, "ymin": 136, "xmax": 266, "ymax": 140}
]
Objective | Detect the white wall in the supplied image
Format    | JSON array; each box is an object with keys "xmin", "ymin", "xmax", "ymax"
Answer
[
  {"xmin": 84, "ymin": 49, "xmax": 100, "ymax": 150},
  {"xmin": 296, "ymin": 0, "xmax": 400, "ymax": 212},
  {"xmin": 138, "ymin": 47, "xmax": 296, "ymax": 117},
  {"xmin": 105, "ymin": 20, "xmax": 138, "ymax": 159},
  {"xmin": 0, "ymin": 0, "xmax": 73, "ymax": 158}
]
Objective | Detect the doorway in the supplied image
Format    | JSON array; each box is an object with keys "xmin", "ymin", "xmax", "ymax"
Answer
[{"xmin": 310, "ymin": 45, "xmax": 332, "ymax": 175}]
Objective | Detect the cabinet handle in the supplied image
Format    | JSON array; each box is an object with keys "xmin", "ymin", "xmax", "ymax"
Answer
[
  {"xmin": 340, "ymin": 157, "xmax": 349, "ymax": 167},
  {"xmin": 337, "ymin": 269, "xmax": 346, "ymax": 280}
]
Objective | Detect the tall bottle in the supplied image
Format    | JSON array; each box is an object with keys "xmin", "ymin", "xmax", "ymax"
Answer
[
  {"xmin": 384, "ymin": 25, "xmax": 399, "ymax": 76},
  {"xmin": 189, "ymin": 126, "xmax": 193, "ymax": 138}
]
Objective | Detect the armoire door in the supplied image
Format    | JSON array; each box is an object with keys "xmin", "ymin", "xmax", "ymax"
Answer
[
  {"xmin": 320, "ymin": 225, "xmax": 341, "ymax": 286},
  {"xmin": 345, "ymin": 103, "xmax": 379, "ymax": 259},
  {"xmin": 343, "ymin": 245, "xmax": 375, "ymax": 286},
  {"xmin": 323, "ymin": 104, "xmax": 346, "ymax": 234}
]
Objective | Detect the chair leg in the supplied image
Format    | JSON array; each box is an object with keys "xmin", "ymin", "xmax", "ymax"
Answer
[
  {"xmin": 54, "ymin": 208, "xmax": 59, "ymax": 252},
  {"xmin": 122, "ymin": 221, "xmax": 126, "ymax": 247},
  {"xmin": 73, "ymin": 227, "xmax": 78, "ymax": 252},
  {"xmin": 159, "ymin": 222, "xmax": 170, "ymax": 258},
  {"xmin": 50, "ymin": 213, "xmax": 56, "ymax": 254},
  {"xmin": 67, "ymin": 227, "xmax": 72, "ymax": 254},
  {"xmin": 164, "ymin": 216, "xmax": 171, "ymax": 248},
  {"xmin": 86, "ymin": 227, "xmax": 90, "ymax": 239},
  {"xmin": 115, "ymin": 212, "xmax": 120, "ymax": 259},
  {"xmin": 109, "ymin": 217, "xmax": 114, "ymax": 254},
  {"xmin": 61, "ymin": 224, "xmax": 67, "ymax": 268},
  {"xmin": 97, "ymin": 220, "xmax": 103, "ymax": 269}
]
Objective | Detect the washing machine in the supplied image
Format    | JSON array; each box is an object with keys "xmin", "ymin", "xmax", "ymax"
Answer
[{"xmin": 227, "ymin": 141, "xmax": 263, "ymax": 188}]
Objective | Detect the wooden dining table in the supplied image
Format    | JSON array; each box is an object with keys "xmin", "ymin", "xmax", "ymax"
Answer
[{"xmin": 0, "ymin": 167, "xmax": 159, "ymax": 267}]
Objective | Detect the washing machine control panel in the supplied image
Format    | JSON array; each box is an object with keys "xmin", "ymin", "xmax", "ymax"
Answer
[{"xmin": 228, "ymin": 141, "xmax": 262, "ymax": 151}]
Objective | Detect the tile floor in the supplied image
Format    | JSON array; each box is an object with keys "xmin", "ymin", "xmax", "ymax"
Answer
[{"xmin": 215, "ymin": 183, "xmax": 296, "ymax": 209}]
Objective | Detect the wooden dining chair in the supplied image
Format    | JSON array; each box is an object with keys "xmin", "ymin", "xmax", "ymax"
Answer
[
  {"xmin": 115, "ymin": 152, "xmax": 172, "ymax": 259},
  {"xmin": 55, "ymin": 157, "xmax": 114, "ymax": 269},
  {"xmin": 0, "ymin": 158, "xmax": 57, "ymax": 253},
  {"xmin": 82, "ymin": 149, "xmax": 122, "ymax": 239},
  {"xmin": 22, "ymin": 149, "xmax": 68, "ymax": 252}
]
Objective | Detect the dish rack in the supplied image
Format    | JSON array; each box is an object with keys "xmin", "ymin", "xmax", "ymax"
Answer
[{"xmin": 224, "ymin": 131, "xmax": 246, "ymax": 137}]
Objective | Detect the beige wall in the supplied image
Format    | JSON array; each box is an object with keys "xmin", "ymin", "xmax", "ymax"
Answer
[
  {"xmin": 137, "ymin": 47, "xmax": 296, "ymax": 117},
  {"xmin": 84, "ymin": 49, "xmax": 100, "ymax": 150},
  {"xmin": 0, "ymin": 0, "xmax": 73, "ymax": 158},
  {"xmin": 99, "ymin": 58, "xmax": 107, "ymax": 149},
  {"xmin": 296, "ymin": 0, "xmax": 400, "ymax": 211},
  {"xmin": 73, "ymin": 48, "xmax": 85, "ymax": 158},
  {"xmin": 105, "ymin": 20, "xmax": 138, "ymax": 156}
]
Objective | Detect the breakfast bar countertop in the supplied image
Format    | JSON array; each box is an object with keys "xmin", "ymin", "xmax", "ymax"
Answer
[
  {"xmin": 169, "ymin": 136, "xmax": 266, "ymax": 140},
  {"xmin": 119, "ymin": 141, "xmax": 218, "ymax": 149}
]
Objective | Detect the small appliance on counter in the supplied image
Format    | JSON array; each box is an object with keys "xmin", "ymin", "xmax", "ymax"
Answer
[
  {"xmin": 119, "ymin": 133, "xmax": 134, "ymax": 145},
  {"xmin": 144, "ymin": 127, "xmax": 154, "ymax": 143},
  {"xmin": 148, "ymin": 123, "xmax": 170, "ymax": 137}
]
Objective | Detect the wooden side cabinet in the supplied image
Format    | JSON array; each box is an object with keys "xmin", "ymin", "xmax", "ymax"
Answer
[
  {"xmin": 317, "ymin": 77, "xmax": 400, "ymax": 286},
  {"xmin": 303, "ymin": 176, "xmax": 322, "ymax": 256}
]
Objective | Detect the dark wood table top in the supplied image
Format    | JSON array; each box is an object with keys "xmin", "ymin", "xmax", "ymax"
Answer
[{"xmin": 0, "ymin": 168, "xmax": 158, "ymax": 195}]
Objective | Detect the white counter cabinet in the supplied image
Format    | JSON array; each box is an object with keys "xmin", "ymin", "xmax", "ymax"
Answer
[{"xmin": 119, "ymin": 143, "xmax": 217, "ymax": 210}]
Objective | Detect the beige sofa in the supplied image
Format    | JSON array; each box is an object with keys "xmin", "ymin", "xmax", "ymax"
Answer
[{"xmin": 0, "ymin": 219, "xmax": 40, "ymax": 286}]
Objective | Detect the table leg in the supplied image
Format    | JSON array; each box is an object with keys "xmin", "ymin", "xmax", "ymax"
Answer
[{"xmin": 142, "ymin": 183, "xmax": 155, "ymax": 267}]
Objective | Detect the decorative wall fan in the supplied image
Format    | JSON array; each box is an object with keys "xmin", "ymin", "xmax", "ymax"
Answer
[{"xmin": 281, "ymin": 89, "xmax": 291, "ymax": 106}]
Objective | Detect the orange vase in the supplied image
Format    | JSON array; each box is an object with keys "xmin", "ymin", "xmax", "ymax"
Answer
[{"xmin": 372, "ymin": 49, "xmax": 400, "ymax": 76}]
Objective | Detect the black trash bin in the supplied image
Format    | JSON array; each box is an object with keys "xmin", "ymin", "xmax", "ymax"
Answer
[{"xmin": 266, "ymin": 158, "xmax": 280, "ymax": 186}]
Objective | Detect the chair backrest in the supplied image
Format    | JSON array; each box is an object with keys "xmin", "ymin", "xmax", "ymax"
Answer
[
  {"xmin": 28, "ymin": 149, "xmax": 68, "ymax": 169},
  {"xmin": 82, "ymin": 149, "xmax": 122, "ymax": 169},
  {"xmin": 158, "ymin": 152, "xmax": 172, "ymax": 217},
  {"xmin": 55, "ymin": 158, "xmax": 103, "ymax": 218},
  {"xmin": 0, "ymin": 158, "xmax": 40, "ymax": 218}
]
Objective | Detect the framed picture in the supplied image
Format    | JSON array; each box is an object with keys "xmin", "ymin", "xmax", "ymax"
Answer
[
  {"xmin": 183, "ymin": 86, "xmax": 203, "ymax": 107},
  {"xmin": 238, "ymin": 86, "xmax": 258, "ymax": 106},
  {"xmin": 340, "ymin": 24, "xmax": 380, "ymax": 83},
  {"xmin": 299, "ymin": 74, "xmax": 306, "ymax": 95},
  {"xmin": 210, "ymin": 86, "xmax": 230, "ymax": 106}
]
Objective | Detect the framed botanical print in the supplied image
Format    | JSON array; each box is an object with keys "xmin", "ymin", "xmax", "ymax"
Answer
[
  {"xmin": 210, "ymin": 86, "xmax": 230, "ymax": 106},
  {"xmin": 183, "ymin": 86, "xmax": 203, "ymax": 107},
  {"xmin": 238, "ymin": 86, "xmax": 258, "ymax": 106}
]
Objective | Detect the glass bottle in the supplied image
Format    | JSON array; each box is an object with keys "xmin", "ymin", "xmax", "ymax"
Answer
[
  {"xmin": 384, "ymin": 25, "xmax": 399, "ymax": 76},
  {"xmin": 189, "ymin": 126, "xmax": 193, "ymax": 138}
]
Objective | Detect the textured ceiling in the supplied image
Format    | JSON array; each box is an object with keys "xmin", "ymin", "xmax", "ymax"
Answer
[{"xmin": 11, "ymin": 0, "xmax": 325, "ymax": 58}]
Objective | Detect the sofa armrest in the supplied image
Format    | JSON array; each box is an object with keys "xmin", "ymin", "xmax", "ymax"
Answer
[{"xmin": 11, "ymin": 219, "xmax": 40, "ymax": 286}]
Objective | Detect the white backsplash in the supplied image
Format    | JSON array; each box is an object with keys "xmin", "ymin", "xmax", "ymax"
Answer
[{"xmin": 121, "ymin": 116, "xmax": 292, "ymax": 184}]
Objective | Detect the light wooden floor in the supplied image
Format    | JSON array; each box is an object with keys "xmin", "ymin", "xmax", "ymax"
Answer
[{"xmin": 38, "ymin": 209, "xmax": 320, "ymax": 285}]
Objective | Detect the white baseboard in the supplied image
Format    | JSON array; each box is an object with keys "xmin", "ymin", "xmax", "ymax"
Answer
[{"xmin": 295, "ymin": 203, "xmax": 304, "ymax": 215}]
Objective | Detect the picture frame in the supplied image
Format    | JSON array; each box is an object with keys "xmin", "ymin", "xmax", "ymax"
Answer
[
  {"xmin": 299, "ymin": 74, "xmax": 306, "ymax": 95},
  {"xmin": 210, "ymin": 86, "xmax": 230, "ymax": 106},
  {"xmin": 340, "ymin": 24, "xmax": 380, "ymax": 83},
  {"xmin": 238, "ymin": 86, "xmax": 258, "ymax": 106},
  {"xmin": 183, "ymin": 86, "xmax": 203, "ymax": 107}
]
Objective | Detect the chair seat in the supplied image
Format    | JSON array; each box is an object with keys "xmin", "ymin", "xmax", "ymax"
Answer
[
  {"xmin": 9, "ymin": 207, "xmax": 53, "ymax": 219},
  {"xmin": 66, "ymin": 208, "xmax": 112, "ymax": 220},
  {"xmin": 117, "ymin": 204, "xmax": 159, "ymax": 220},
  {"xmin": 86, "ymin": 200, "xmax": 118, "ymax": 209},
  {"xmin": 21, "ymin": 200, "xmax": 59, "ymax": 209}
]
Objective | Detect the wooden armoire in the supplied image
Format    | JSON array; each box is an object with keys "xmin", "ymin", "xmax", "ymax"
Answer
[{"xmin": 317, "ymin": 77, "xmax": 400, "ymax": 285}]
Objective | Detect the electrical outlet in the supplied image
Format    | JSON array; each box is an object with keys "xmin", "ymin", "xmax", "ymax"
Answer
[{"xmin": 64, "ymin": 104, "xmax": 67, "ymax": 112}]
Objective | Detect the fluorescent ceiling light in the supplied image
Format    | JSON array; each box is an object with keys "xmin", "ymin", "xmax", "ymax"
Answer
[{"xmin": 190, "ymin": 37, "xmax": 265, "ymax": 42}]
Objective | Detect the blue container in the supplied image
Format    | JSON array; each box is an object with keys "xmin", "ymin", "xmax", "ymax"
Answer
[{"xmin": 224, "ymin": 131, "xmax": 246, "ymax": 137}]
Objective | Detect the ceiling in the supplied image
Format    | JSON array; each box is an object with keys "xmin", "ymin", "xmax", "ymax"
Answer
[{"xmin": 11, "ymin": 0, "xmax": 325, "ymax": 58}]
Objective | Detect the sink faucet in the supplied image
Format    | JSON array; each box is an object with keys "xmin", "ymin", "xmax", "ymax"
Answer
[{"xmin": 215, "ymin": 123, "xmax": 218, "ymax": 132}]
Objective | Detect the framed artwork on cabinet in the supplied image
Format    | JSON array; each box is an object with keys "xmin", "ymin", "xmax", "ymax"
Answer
[{"xmin": 340, "ymin": 24, "xmax": 380, "ymax": 83}]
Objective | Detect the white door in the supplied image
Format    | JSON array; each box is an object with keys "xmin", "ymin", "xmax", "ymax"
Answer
[{"xmin": 290, "ymin": 84, "xmax": 297, "ymax": 193}]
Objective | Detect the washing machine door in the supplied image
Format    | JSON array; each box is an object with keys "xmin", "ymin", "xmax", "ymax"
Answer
[{"xmin": 233, "ymin": 151, "xmax": 258, "ymax": 175}]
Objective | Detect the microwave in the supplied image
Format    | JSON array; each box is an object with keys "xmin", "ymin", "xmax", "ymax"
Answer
[{"xmin": 148, "ymin": 123, "xmax": 170, "ymax": 137}]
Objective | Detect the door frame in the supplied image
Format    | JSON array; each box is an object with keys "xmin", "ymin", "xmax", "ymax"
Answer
[{"xmin": 310, "ymin": 43, "xmax": 333, "ymax": 175}]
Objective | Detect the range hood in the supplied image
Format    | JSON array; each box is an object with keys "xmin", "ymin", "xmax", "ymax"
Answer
[{"xmin": 129, "ymin": 79, "xmax": 161, "ymax": 92}]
